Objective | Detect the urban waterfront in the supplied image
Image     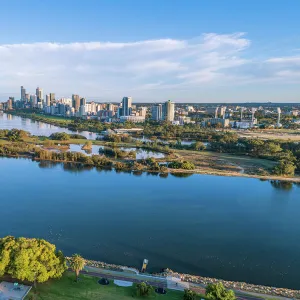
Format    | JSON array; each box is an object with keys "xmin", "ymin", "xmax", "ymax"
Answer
[{"xmin": 1, "ymin": 156, "xmax": 300, "ymax": 290}]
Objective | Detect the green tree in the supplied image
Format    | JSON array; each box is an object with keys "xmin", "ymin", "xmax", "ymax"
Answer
[
  {"xmin": 273, "ymin": 160, "xmax": 296, "ymax": 177},
  {"xmin": 0, "ymin": 236, "xmax": 66, "ymax": 288},
  {"xmin": 183, "ymin": 289, "xmax": 197, "ymax": 300},
  {"xmin": 82, "ymin": 141, "xmax": 92, "ymax": 150},
  {"xmin": 69, "ymin": 254, "xmax": 85, "ymax": 282},
  {"xmin": 206, "ymin": 282, "xmax": 236, "ymax": 300},
  {"xmin": 6, "ymin": 129, "xmax": 29, "ymax": 141},
  {"xmin": 192, "ymin": 141, "xmax": 206, "ymax": 151},
  {"xmin": 265, "ymin": 142, "xmax": 282, "ymax": 156},
  {"xmin": 49, "ymin": 132, "xmax": 70, "ymax": 140},
  {"xmin": 136, "ymin": 282, "xmax": 153, "ymax": 297}
]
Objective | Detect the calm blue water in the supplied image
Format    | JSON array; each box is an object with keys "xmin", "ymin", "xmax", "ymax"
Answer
[
  {"xmin": 66, "ymin": 144, "xmax": 165, "ymax": 159},
  {"xmin": 0, "ymin": 157, "xmax": 300, "ymax": 290},
  {"xmin": 0, "ymin": 112, "xmax": 99, "ymax": 139}
]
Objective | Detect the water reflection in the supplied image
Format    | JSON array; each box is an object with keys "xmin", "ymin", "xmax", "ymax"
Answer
[
  {"xmin": 171, "ymin": 172, "xmax": 194, "ymax": 178},
  {"xmin": 132, "ymin": 170, "xmax": 143, "ymax": 176},
  {"xmin": 0, "ymin": 113, "xmax": 99, "ymax": 139},
  {"xmin": 62, "ymin": 162, "xmax": 94, "ymax": 173},
  {"xmin": 30, "ymin": 160, "xmax": 300, "ymax": 189},
  {"xmin": 159, "ymin": 173, "xmax": 169, "ymax": 178},
  {"xmin": 38, "ymin": 161, "xmax": 60, "ymax": 169},
  {"xmin": 120, "ymin": 147, "xmax": 165, "ymax": 159},
  {"xmin": 68, "ymin": 144, "xmax": 104, "ymax": 156},
  {"xmin": 270, "ymin": 180, "xmax": 293, "ymax": 191}
]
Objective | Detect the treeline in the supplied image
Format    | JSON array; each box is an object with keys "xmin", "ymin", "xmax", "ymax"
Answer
[
  {"xmin": 99, "ymin": 147, "xmax": 136, "ymax": 159},
  {"xmin": 104, "ymin": 133, "xmax": 174, "ymax": 155},
  {"xmin": 142, "ymin": 121, "xmax": 223, "ymax": 139},
  {"xmin": 168, "ymin": 160, "xmax": 195, "ymax": 170},
  {"xmin": 0, "ymin": 141, "xmax": 174, "ymax": 173},
  {"xmin": 49, "ymin": 132, "xmax": 87, "ymax": 140},
  {"xmin": 208, "ymin": 134, "xmax": 300, "ymax": 176},
  {"xmin": 0, "ymin": 142, "xmax": 112, "ymax": 167},
  {"xmin": 0, "ymin": 128, "xmax": 30, "ymax": 141}
]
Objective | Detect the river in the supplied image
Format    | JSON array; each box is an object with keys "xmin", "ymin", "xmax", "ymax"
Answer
[
  {"xmin": 1, "ymin": 112, "xmax": 300, "ymax": 290},
  {"xmin": 0, "ymin": 112, "xmax": 99, "ymax": 139}
]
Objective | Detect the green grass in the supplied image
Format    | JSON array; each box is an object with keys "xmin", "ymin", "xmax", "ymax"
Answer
[
  {"xmin": 27, "ymin": 272, "xmax": 189, "ymax": 300},
  {"xmin": 35, "ymin": 114, "xmax": 72, "ymax": 122},
  {"xmin": 0, "ymin": 139, "xmax": 9, "ymax": 145},
  {"xmin": 177, "ymin": 149, "xmax": 276, "ymax": 169}
]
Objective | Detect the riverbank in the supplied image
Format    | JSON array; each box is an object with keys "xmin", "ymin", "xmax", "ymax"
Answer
[
  {"xmin": 5, "ymin": 110, "xmax": 128, "ymax": 134},
  {"xmin": 1, "ymin": 150, "xmax": 300, "ymax": 183},
  {"xmin": 67, "ymin": 257, "xmax": 300, "ymax": 299},
  {"xmin": 1, "ymin": 114, "xmax": 300, "ymax": 181}
]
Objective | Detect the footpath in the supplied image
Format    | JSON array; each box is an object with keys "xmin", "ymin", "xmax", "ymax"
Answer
[{"xmin": 79, "ymin": 266, "xmax": 292, "ymax": 300}]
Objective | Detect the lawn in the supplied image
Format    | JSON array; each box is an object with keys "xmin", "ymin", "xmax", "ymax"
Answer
[{"xmin": 27, "ymin": 272, "xmax": 188, "ymax": 300}]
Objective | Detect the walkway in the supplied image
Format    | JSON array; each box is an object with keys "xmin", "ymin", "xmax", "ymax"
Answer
[{"xmin": 79, "ymin": 266, "xmax": 292, "ymax": 300}]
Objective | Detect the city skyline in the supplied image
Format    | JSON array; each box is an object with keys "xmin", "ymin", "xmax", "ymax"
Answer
[{"xmin": 1, "ymin": 1, "xmax": 300, "ymax": 103}]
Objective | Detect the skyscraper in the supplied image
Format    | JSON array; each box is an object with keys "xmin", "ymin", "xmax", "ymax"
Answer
[
  {"xmin": 30, "ymin": 95, "xmax": 37, "ymax": 107},
  {"xmin": 36, "ymin": 87, "xmax": 43, "ymax": 102},
  {"xmin": 151, "ymin": 104, "xmax": 162, "ymax": 121},
  {"xmin": 49, "ymin": 93, "xmax": 55, "ymax": 105},
  {"xmin": 80, "ymin": 97, "xmax": 86, "ymax": 106},
  {"xmin": 121, "ymin": 97, "xmax": 132, "ymax": 116},
  {"xmin": 162, "ymin": 100, "xmax": 175, "ymax": 121},
  {"xmin": 21, "ymin": 86, "xmax": 26, "ymax": 101},
  {"xmin": 46, "ymin": 94, "xmax": 51, "ymax": 107},
  {"xmin": 72, "ymin": 94, "xmax": 80, "ymax": 111}
]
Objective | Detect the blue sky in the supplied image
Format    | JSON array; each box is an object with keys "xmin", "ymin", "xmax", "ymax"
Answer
[{"xmin": 1, "ymin": 0, "xmax": 300, "ymax": 102}]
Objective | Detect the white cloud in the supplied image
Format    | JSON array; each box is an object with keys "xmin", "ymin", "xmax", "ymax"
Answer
[
  {"xmin": 266, "ymin": 56, "xmax": 300, "ymax": 64},
  {"xmin": 0, "ymin": 33, "xmax": 299, "ymax": 102}
]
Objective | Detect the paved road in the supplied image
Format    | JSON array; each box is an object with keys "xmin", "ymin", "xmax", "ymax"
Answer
[
  {"xmin": 77, "ymin": 266, "xmax": 290, "ymax": 300},
  {"xmin": 81, "ymin": 266, "xmax": 167, "ymax": 288}
]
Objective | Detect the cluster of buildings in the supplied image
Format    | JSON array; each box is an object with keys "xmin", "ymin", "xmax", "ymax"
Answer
[
  {"xmin": 1, "ymin": 86, "xmax": 299, "ymax": 128},
  {"xmin": 0, "ymin": 86, "xmax": 177, "ymax": 124},
  {"xmin": 201, "ymin": 106, "xmax": 259, "ymax": 129}
]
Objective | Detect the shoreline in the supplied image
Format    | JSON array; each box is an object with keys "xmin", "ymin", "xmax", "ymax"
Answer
[
  {"xmin": 1, "ymin": 153, "xmax": 300, "ymax": 183},
  {"xmin": 66, "ymin": 257, "xmax": 300, "ymax": 299},
  {"xmin": 1, "ymin": 152, "xmax": 300, "ymax": 183},
  {"xmin": 2, "ymin": 111, "xmax": 300, "ymax": 182}
]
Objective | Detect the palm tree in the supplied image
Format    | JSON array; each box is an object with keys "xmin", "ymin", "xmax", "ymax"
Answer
[{"xmin": 69, "ymin": 254, "xmax": 85, "ymax": 282}]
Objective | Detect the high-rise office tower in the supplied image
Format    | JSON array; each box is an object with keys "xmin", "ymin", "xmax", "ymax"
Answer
[
  {"xmin": 21, "ymin": 86, "xmax": 26, "ymax": 101},
  {"xmin": 49, "ymin": 93, "xmax": 55, "ymax": 105},
  {"xmin": 36, "ymin": 87, "xmax": 43, "ymax": 102},
  {"xmin": 151, "ymin": 104, "xmax": 163, "ymax": 121},
  {"xmin": 7, "ymin": 98, "xmax": 13, "ymax": 110},
  {"xmin": 46, "ymin": 94, "xmax": 51, "ymax": 107},
  {"xmin": 30, "ymin": 95, "xmax": 37, "ymax": 107},
  {"xmin": 80, "ymin": 97, "xmax": 86, "ymax": 106},
  {"xmin": 162, "ymin": 100, "xmax": 175, "ymax": 121},
  {"xmin": 121, "ymin": 97, "xmax": 132, "ymax": 116},
  {"xmin": 72, "ymin": 94, "xmax": 80, "ymax": 111}
]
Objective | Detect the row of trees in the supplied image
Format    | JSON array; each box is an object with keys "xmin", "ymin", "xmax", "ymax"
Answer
[
  {"xmin": 135, "ymin": 281, "xmax": 236, "ymax": 299},
  {"xmin": 49, "ymin": 132, "xmax": 87, "ymax": 140},
  {"xmin": 0, "ymin": 142, "xmax": 172, "ymax": 173},
  {"xmin": 168, "ymin": 160, "xmax": 196, "ymax": 170},
  {"xmin": 0, "ymin": 236, "xmax": 236, "ymax": 299},
  {"xmin": 183, "ymin": 282, "xmax": 236, "ymax": 300},
  {"xmin": 99, "ymin": 146, "xmax": 136, "ymax": 159},
  {"xmin": 208, "ymin": 134, "xmax": 300, "ymax": 176}
]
